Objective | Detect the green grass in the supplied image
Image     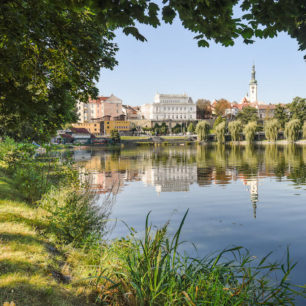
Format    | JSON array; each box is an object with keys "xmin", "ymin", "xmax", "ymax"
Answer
[
  {"xmin": 161, "ymin": 136, "xmax": 189, "ymax": 140},
  {"xmin": 0, "ymin": 174, "xmax": 94, "ymax": 305},
  {"xmin": 121, "ymin": 136, "xmax": 151, "ymax": 140}
]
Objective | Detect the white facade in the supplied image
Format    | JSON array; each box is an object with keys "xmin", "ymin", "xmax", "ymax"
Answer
[{"xmin": 141, "ymin": 93, "xmax": 196, "ymax": 121}]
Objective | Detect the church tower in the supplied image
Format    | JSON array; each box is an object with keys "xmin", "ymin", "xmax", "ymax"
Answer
[{"xmin": 249, "ymin": 65, "xmax": 257, "ymax": 103}]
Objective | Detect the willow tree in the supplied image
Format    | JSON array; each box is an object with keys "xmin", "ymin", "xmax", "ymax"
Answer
[
  {"xmin": 195, "ymin": 121, "xmax": 210, "ymax": 142},
  {"xmin": 303, "ymin": 121, "xmax": 306, "ymax": 139},
  {"xmin": 284, "ymin": 119, "xmax": 301, "ymax": 142},
  {"xmin": 228, "ymin": 120, "xmax": 242, "ymax": 142},
  {"xmin": 264, "ymin": 119, "xmax": 280, "ymax": 142},
  {"xmin": 215, "ymin": 121, "xmax": 226, "ymax": 143},
  {"xmin": 243, "ymin": 122, "xmax": 257, "ymax": 143}
]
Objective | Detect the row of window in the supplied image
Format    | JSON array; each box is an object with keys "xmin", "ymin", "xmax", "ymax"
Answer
[
  {"xmin": 156, "ymin": 114, "xmax": 194, "ymax": 119},
  {"xmin": 155, "ymin": 106, "xmax": 195, "ymax": 112}
]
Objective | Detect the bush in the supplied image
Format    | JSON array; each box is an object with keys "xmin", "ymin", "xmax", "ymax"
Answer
[
  {"xmin": 284, "ymin": 119, "xmax": 301, "ymax": 142},
  {"xmin": 195, "ymin": 121, "xmax": 210, "ymax": 141},
  {"xmin": 228, "ymin": 120, "xmax": 242, "ymax": 142},
  {"xmin": 187, "ymin": 122, "xmax": 195, "ymax": 133},
  {"xmin": 40, "ymin": 185, "xmax": 113, "ymax": 248},
  {"xmin": 264, "ymin": 119, "xmax": 280, "ymax": 142},
  {"xmin": 243, "ymin": 121, "xmax": 257, "ymax": 143},
  {"xmin": 215, "ymin": 121, "xmax": 226, "ymax": 143}
]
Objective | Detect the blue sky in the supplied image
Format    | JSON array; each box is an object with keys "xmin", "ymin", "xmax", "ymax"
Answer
[{"xmin": 96, "ymin": 19, "xmax": 306, "ymax": 106}]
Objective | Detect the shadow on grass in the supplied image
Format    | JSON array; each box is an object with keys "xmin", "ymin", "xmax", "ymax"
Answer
[
  {"xmin": 0, "ymin": 212, "xmax": 48, "ymax": 231},
  {"xmin": 0, "ymin": 279, "xmax": 95, "ymax": 306},
  {"xmin": 0, "ymin": 232, "xmax": 45, "ymax": 247},
  {"xmin": 0, "ymin": 259, "xmax": 42, "ymax": 275}
]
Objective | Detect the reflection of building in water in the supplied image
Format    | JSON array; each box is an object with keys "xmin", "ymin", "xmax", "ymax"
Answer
[
  {"xmin": 142, "ymin": 165, "xmax": 197, "ymax": 192},
  {"xmin": 243, "ymin": 178, "xmax": 259, "ymax": 218}
]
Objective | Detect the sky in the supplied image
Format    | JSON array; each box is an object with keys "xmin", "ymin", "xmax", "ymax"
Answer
[{"xmin": 96, "ymin": 18, "xmax": 306, "ymax": 107}]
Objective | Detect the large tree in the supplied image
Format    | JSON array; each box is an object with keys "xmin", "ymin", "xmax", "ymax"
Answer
[
  {"xmin": 237, "ymin": 106, "xmax": 258, "ymax": 124},
  {"xmin": 214, "ymin": 99, "xmax": 231, "ymax": 117},
  {"xmin": 274, "ymin": 104, "xmax": 289, "ymax": 129},
  {"xmin": 196, "ymin": 99, "xmax": 211, "ymax": 119},
  {"xmin": 1, "ymin": 0, "xmax": 306, "ymax": 141},
  {"xmin": 288, "ymin": 97, "xmax": 306, "ymax": 123}
]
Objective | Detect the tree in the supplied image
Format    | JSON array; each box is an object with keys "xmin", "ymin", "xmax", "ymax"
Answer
[
  {"xmin": 214, "ymin": 99, "xmax": 231, "ymax": 117},
  {"xmin": 160, "ymin": 123, "xmax": 168, "ymax": 135},
  {"xmin": 264, "ymin": 119, "xmax": 280, "ymax": 142},
  {"xmin": 274, "ymin": 104, "xmax": 289, "ymax": 129},
  {"xmin": 110, "ymin": 129, "xmax": 121, "ymax": 143},
  {"xmin": 228, "ymin": 121, "xmax": 242, "ymax": 142},
  {"xmin": 243, "ymin": 122, "xmax": 257, "ymax": 143},
  {"xmin": 284, "ymin": 119, "xmax": 301, "ymax": 142},
  {"xmin": 213, "ymin": 116, "xmax": 225, "ymax": 130},
  {"xmin": 215, "ymin": 121, "xmax": 226, "ymax": 143},
  {"xmin": 303, "ymin": 122, "xmax": 306, "ymax": 139},
  {"xmin": 1, "ymin": 0, "xmax": 306, "ymax": 141},
  {"xmin": 187, "ymin": 123, "xmax": 195, "ymax": 133},
  {"xmin": 288, "ymin": 97, "xmax": 306, "ymax": 123},
  {"xmin": 196, "ymin": 99, "xmax": 211, "ymax": 119},
  {"xmin": 195, "ymin": 121, "xmax": 210, "ymax": 142},
  {"xmin": 237, "ymin": 106, "xmax": 258, "ymax": 124},
  {"xmin": 172, "ymin": 124, "xmax": 181, "ymax": 134},
  {"xmin": 0, "ymin": 1, "xmax": 117, "ymax": 141}
]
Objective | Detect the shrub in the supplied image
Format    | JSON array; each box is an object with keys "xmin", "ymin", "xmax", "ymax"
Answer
[
  {"xmin": 264, "ymin": 119, "xmax": 280, "ymax": 142},
  {"xmin": 243, "ymin": 121, "xmax": 257, "ymax": 143},
  {"xmin": 187, "ymin": 122, "xmax": 195, "ymax": 133},
  {"xmin": 195, "ymin": 121, "xmax": 210, "ymax": 141},
  {"xmin": 284, "ymin": 119, "xmax": 301, "ymax": 142},
  {"xmin": 41, "ymin": 185, "xmax": 113, "ymax": 248},
  {"xmin": 215, "ymin": 121, "xmax": 226, "ymax": 143},
  {"xmin": 228, "ymin": 120, "xmax": 242, "ymax": 142}
]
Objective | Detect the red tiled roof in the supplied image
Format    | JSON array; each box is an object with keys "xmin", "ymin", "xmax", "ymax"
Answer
[{"xmin": 70, "ymin": 127, "xmax": 90, "ymax": 134}]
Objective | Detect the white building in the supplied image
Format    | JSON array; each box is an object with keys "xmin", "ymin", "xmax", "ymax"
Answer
[{"xmin": 141, "ymin": 93, "xmax": 197, "ymax": 121}]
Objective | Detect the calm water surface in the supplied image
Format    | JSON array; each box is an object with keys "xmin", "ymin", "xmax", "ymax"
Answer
[{"xmin": 74, "ymin": 144, "xmax": 306, "ymax": 286}]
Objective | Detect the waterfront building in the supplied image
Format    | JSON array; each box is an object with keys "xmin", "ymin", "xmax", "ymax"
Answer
[
  {"xmin": 72, "ymin": 122, "xmax": 101, "ymax": 135},
  {"xmin": 77, "ymin": 94, "xmax": 123, "ymax": 123},
  {"xmin": 141, "ymin": 93, "xmax": 197, "ymax": 121},
  {"xmin": 101, "ymin": 120, "xmax": 131, "ymax": 135}
]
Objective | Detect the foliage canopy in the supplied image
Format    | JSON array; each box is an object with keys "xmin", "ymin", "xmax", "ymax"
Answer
[{"xmin": 1, "ymin": 1, "xmax": 306, "ymax": 141}]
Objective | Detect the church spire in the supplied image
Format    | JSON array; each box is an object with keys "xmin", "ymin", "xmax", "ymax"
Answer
[
  {"xmin": 249, "ymin": 64, "xmax": 258, "ymax": 103},
  {"xmin": 250, "ymin": 64, "xmax": 257, "ymax": 85}
]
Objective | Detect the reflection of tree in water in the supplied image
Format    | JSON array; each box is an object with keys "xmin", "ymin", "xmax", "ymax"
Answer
[
  {"xmin": 286, "ymin": 145, "xmax": 306, "ymax": 185},
  {"xmin": 264, "ymin": 145, "xmax": 286, "ymax": 179},
  {"xmin": 240, "ymin": 145, "xmax": 260, "ymax": 178}
]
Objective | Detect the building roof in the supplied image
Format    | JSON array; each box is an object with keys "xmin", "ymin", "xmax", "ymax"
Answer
[{"xmin": 70, "ymin": 127, "xmax": 90, "ymax": 134}]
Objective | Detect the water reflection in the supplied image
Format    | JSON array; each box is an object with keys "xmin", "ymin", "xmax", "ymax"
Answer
[{"xmin": 74, "ymin": 145, "xmax": 306, "ymax": 219}]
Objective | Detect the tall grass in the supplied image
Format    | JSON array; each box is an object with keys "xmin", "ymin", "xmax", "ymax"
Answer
[{"xmin": 92, "ymin": 211, "xmax": 304, "ymax": 305}]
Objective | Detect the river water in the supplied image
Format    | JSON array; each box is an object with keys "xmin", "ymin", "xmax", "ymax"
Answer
[{"xmin": 74, "ymin": 144, "xmax": 306, "ymax": 287}]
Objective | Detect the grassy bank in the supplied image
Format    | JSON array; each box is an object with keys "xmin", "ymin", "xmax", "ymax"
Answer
[{"xmin": 1, "ymin": 139, "xmax": 305, "ymax": 305}]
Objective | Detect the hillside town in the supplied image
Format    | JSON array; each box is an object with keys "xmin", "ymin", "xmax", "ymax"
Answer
[{"xmin": 54, "ymin": 65, "xmax": 298, "ymax": 144}]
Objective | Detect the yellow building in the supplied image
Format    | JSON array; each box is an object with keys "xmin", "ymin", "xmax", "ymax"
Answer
[
  {"xmin": 102, "ymin": 120, "xmax": 131, "ymax": 135},
  {"xmin": 72, "ymin": 122, "xmax": 101, "ymax": 135}
]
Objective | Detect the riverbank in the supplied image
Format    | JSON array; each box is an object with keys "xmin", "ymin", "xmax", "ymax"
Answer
[{"xmin": 1, "ymin": 139, "xmax": 305, "ymax": 305}]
